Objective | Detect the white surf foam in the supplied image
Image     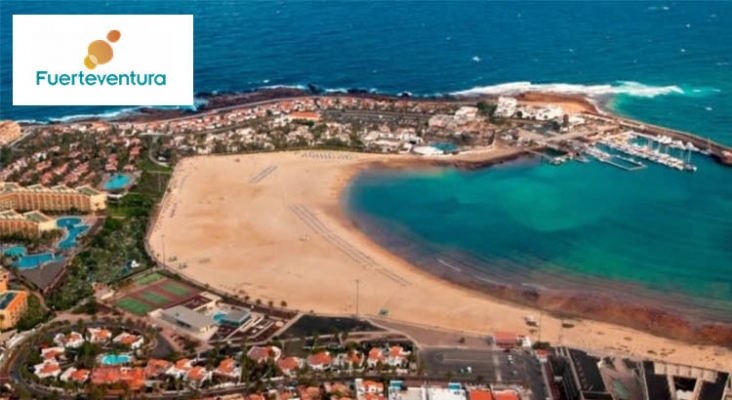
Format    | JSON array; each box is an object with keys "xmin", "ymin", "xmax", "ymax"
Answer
[
  {"xmin": 451, "ymin": 80, "xmax": 685, "ymax": 98},
  {"xmin": 48, "ymin": 107, "xmax": 139, "ymax": 122}
]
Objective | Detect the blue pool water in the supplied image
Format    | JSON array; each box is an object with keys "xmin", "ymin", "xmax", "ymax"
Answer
[
  {"xmin": 213, "ymin": 312, "xmax": 226, "ymax": 323},
  {"xmin": 56, "ymin": 217, "xmax": 90, "ymax": 250},
  {"xmin": 103, "ymin": 174, "xmax": 132, "ymax": 191},
  {"xmin": 13, "ymin": 252, "xmax": 64, "ymax": 269},
  {"xmin": 431, "ymin": 143, "xmax": 458, "ymax": 153},
  {"xmin": 101, "ymin": 354, "xmax": 132, "ymax": 365},
  {"xmin": 56, "ymin": 217, "xmax": 81, "ymax": 228},
  {"xmin": 2, "ymin": 246, "xmax": 26, "ymax": 257}
]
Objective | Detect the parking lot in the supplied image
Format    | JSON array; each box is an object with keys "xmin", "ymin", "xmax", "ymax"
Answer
[{"xmin": 420, "ymin": 348, "xmax": 548, "ymax": 400}]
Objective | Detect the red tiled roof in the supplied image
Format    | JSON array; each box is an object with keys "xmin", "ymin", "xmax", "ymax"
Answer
[
  {"xmin": 278, "ymin": 356, "xmax": 301, "ymax": 371},
  {"xmin": 389, "ymin": 346, "xmax": 406, "ymax": 357},
  {"xmin": 187, "ymin": 366, "xmax": 207, "ymax": 381},
  {"xmin": 42, "ymin": 348, "xmax": 64, "ymax": 360},
  {"xmin": 145, "ymin": 359, "xmax": 173, "ymax": 377},
  {"xmin": 41, "ymin": 363, "xmax": 60, "ymax": 374},
  {"xmin": 289, "ymin": 111, "xmax": 320, "ymax": 120},
  {"xmin": 69, "ymin": 369, "xmax": 90, "ymax": 382},
  {"xmin": 468, "ymin": 389, "xmax": 491, "ymax": 400},
  {"xmin": 307, "ymin": 351, "xmax": 332, "ymax": 366},
  {"xmin": 363, "ymin": 381, "xmax": 384, "ymax": 392},
  {"xmin": 493, "ymin": 390, "xmax": 520, "ymax": 400},
  {"xmin": 215, "ymin": 358, "xmax": 238, "ymax": 376},
  {"xmin": 368, "ymin": 348, "xmax": 385, "ymax": 361}
]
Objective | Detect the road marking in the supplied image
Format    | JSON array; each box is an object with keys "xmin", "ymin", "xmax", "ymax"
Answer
[{"xmin": 441, "ymin": 357, "xmax": 495, "ymax": 365}]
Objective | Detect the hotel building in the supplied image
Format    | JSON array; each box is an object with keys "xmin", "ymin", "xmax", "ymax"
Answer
[
  {"xmin": 0, "ymin": 121, "xmax": 21, "ymax": 145},
  {"xmin": 0, "ymin": 269, "xmax": 29, "ymax": 330},
  {"xmin": 0, "ymin": 209, "xmax": 56, "ymax": 238},
  {"xmin": 0, "ymin": 182, "xmax": 107, "ymax": 212}
]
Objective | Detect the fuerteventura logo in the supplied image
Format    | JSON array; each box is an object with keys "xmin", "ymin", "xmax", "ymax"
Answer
[
  {"xmin": 35, "ymin": 28, "xmax": 167, "ymax": 87},
  {"xmin": 13, "ymin": 15, "xmax": 193, "ymax": 106},
  {"xmin": 84, "ymin": 29, "xmax": 121, "ymax": 70}
]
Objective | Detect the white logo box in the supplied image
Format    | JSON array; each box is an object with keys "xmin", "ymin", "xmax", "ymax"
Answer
[{"xmin": 13, "ymin": 14, "xmax": 193, "ymax": 106}]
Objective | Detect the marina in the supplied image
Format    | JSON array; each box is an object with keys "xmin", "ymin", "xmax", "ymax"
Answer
[
  {"xmin": 533, "ymin": 124, "xmax": 706, "ymax": 173},
  {"xmin": 598, "ymin": 131, "xmax": 697, "ymax": 172}
]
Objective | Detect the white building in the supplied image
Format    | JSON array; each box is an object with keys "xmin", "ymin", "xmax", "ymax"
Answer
[
  {"xmin": 34, "ymin": 360, "xmax": 62, "ymax": 379},
  {"xmin": 494, "ymin": 97, "xmax": 517, "ymax": 118},
  {"xmin": 535, "ymin": 105, "xmax": 564, "ymax": 121},
  {"xmin": 113, "ymin": 332, "xmax": 145, "ymax": 350},
  {"xmin": 87, "ymin": 327, "xmax": 112, "ymax": 344},
  {"xmin": 454, "ymin": 106, "xmax": 479, "ymax": 121},
  {"xmin": 247, "ymin": 345, "xmax": 282, "ymax": 364},
  {"xmin": 53, "ymin": 332, "xmax": 85, "ymax": 349},
  {"xmin": 388, "ymin": 383, "xmax": 466, "ymax": 400}
]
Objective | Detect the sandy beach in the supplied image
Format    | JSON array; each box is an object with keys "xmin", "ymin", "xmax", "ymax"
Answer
[{"xmin": 148, "ymin": 149, "xmax": 732, "ymax": 370}]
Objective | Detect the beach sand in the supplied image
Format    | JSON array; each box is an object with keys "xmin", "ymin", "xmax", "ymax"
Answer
[{"xmin": 149, "ymin": 150, "xmax": 732, "ymax": 370}]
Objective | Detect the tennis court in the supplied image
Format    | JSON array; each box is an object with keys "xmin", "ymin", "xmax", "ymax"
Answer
[
  {"xmin": 116, "ymin": 298, "xmax": 154, "ymax": 316},
  {"xmin": 161, "ymin": 281, "xmax": 195, "ymax": 297},
  {"xmin": 114, "ymin": 274, "xmax": 201, "ymax": 316},
  {"xmin": 133, "ymin": 272, "xmax": 166, "ymax": 286},
  {"xmin": 139, "ymin": 291, "xmax": 172, "ymax": 306}
]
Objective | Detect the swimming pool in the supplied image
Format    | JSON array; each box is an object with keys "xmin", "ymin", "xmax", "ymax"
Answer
[
  {"xmin": 57, "ymin": 216, "xmax": 82, "ymax": 229},
  {"xmin": 57, "ymin": 217, "xmax": 90, "ymax": 250},
  {"xmin": 431, "ymin": 142, "xmax": 458, "ymax": 152},
  {"xmin": 213, "ymin": 312, "xmax": 226, "ymax": 323},
  {"xmin": 2, "ymin": 246, "xmax": 26, "ymax": 257},
  {"xmin": 100, "ymin": 354, "xmax": 133, "ymax": 365},
  {"xmin": 103, "ymin": 173, "xmax": 132, "ymax": 191},
  {"xmin": 12, "ymin": 252, "xmax": 64, "ymax": 269}
]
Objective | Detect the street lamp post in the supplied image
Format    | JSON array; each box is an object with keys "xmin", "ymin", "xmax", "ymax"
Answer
[
  {"xmin": 161, "ymin": 234, "xmax": 166, "ymax": 268},
  {"xmin": 355, "ymin": 279, "xmax": 360, "ymax": 318}
]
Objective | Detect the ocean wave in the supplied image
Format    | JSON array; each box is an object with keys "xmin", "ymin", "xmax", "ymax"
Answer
[
  {"xmin": 31, "ymin": 97, "xmax": 209, "ymax": 123},
  {"xmin": 260, "ymin": 84, "xmax": 308, "ymax": 91},
  {"xmin": 451, "ymin": 81, "xmax": 687, "ymax": 98},
  {"xmin": 48, "ymin": 107, "xmax": 140, "ymax": 123}
]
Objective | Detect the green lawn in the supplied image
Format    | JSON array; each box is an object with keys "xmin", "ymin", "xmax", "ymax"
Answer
[
  {"xmin": 116, "ymin": 298, "xmax": 154, "ymax": 316},
  {"xmin": 139, "ymin": 291, "xmax": 172, "ymax": 306},
  {"xmin": 133, "ymin": 272, "xmax": 166, "ymax": 286},
  {"xmin": 161, "ymin": 281, "xmax": 195, "ymax": 297}
]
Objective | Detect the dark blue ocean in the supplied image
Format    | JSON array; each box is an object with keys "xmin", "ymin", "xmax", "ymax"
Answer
[
  {"xmin": 2, "ymin": 1, "xmax": 731, "ymax": 320},
  {"xmin": 2, "ymin": 0, "xmax": 731, "ymax": 144}
]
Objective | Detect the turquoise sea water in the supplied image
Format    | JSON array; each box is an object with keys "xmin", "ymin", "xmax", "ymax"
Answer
[
  {"xmin": 1, "ymin": 2, "xmax": 731, "ymax": 320},
  {"xmin": 346, "ymin": 155, "xmax": 732, "ymax": 321}
]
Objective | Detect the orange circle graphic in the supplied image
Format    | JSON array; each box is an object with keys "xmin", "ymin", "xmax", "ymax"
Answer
[
  {"xmin": 107, "ymin": 30, "xmax": 121, "ymax": 43},
  {"xmin": 88, "ymin": 40, "xmax": 114, "ymax": 65}
]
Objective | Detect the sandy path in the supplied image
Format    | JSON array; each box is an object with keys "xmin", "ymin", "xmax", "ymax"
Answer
[{"xmin": 149, "ymin": 151, "xmax": 732, "ymax": 371}]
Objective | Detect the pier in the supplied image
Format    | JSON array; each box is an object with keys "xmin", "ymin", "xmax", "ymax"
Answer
[
  {"xmin": 584, "ymin": 146, "xmax": 646, "ymax": 171},
  {"xmin": 599, "ymin": 131, "xmax": 697, "ymax": 172},
  {"xmin": 582, "ymin": 113, "xmax": 732, "ymax": 167}
]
